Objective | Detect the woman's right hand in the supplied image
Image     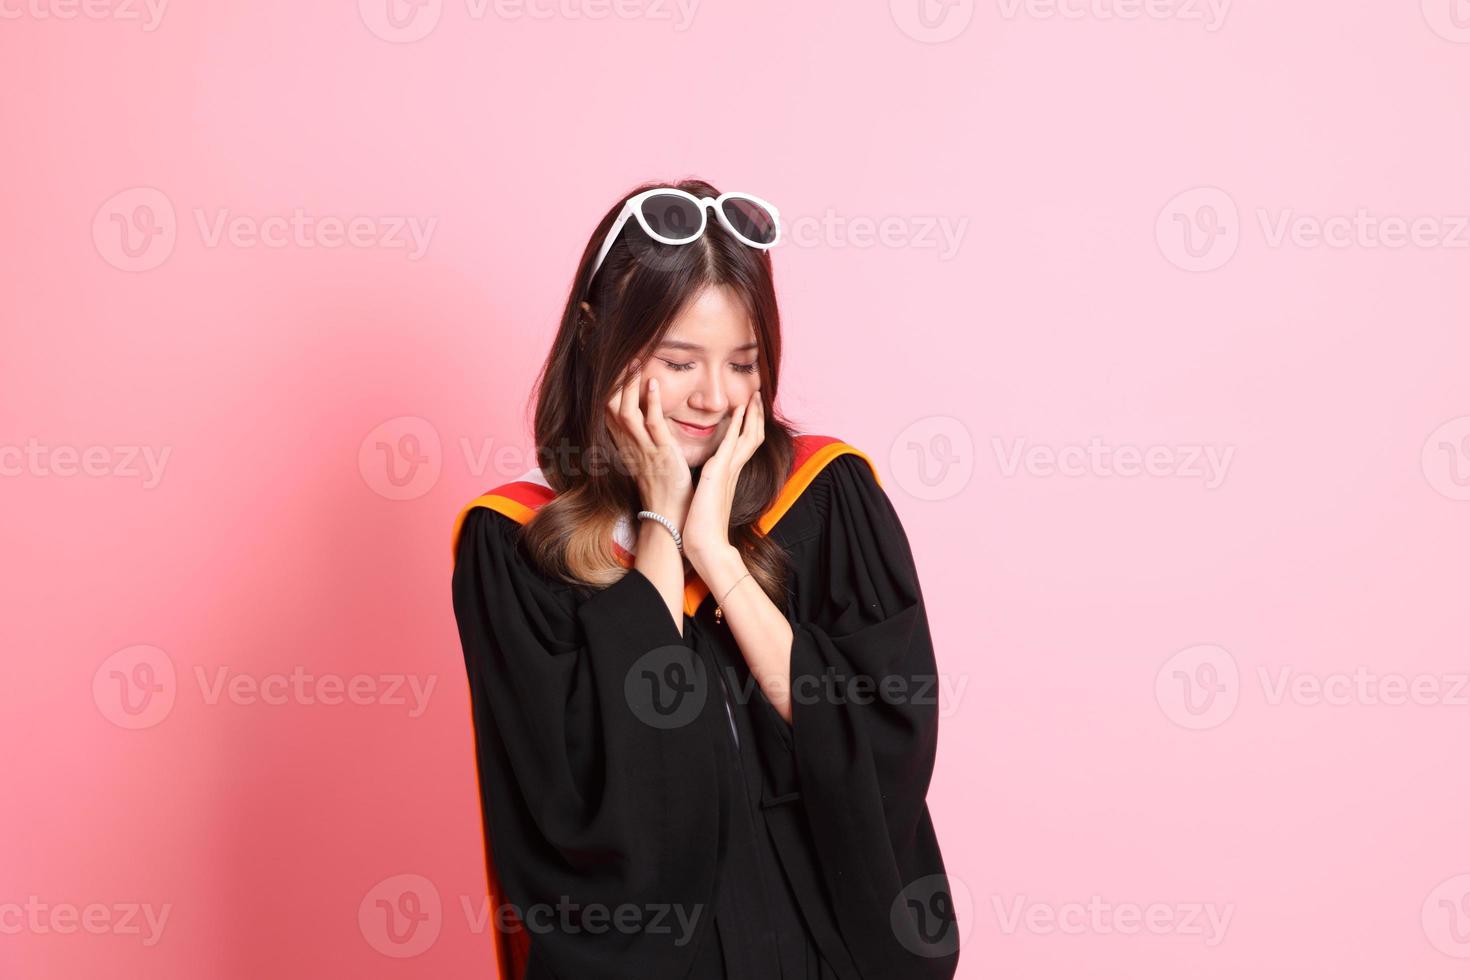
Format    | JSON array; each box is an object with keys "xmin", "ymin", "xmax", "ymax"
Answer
[{"xmin": 605, "ymin": 363, "xmax": 693, "ymax": 523}]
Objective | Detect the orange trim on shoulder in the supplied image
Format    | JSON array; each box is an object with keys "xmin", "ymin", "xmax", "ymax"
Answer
[
  {"xmin": 449, "ymin": 482, "xmax": 556, "ymax": 560},
  {"xmin": 681, "ymin": 436, "xmax": 878, "ymax": 616},
  {"xmin": 759, "ymin": 435, "xmax": 880, "ymax": 538},
  {"xmin": 448, "ymin": 435, "xmax": 881, "ymax": 618}
]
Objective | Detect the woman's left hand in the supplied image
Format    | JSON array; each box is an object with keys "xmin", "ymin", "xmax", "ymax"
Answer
[{"xmin": 681, "ymin": 389, "xmax": 765, "ymax": 567}]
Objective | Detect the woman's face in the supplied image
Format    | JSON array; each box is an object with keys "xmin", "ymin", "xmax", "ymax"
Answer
[{"xmin": 639, "ymin": 284, "xmax": 762, "ymax": 468}]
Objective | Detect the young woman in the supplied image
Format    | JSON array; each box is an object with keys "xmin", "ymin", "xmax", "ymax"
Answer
[{"xmin": 450, "ymin": 179, "xmax": 959, "ymax": 979}]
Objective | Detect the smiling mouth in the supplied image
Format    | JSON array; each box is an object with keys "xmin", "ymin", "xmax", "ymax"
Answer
[{"xmin": 674, "ymin": 419, "xmax": 718, "ymax": 436}]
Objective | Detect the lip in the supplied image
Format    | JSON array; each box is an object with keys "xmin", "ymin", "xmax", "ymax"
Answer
[{"xmin": 673, "ymin": 419, "xmax": 718, "ymax": 438}]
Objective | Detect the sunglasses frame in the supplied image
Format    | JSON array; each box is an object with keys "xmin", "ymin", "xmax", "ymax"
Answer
[{"xmin": 588, "ymin": 187, "xmax": 782, "ymax": 283}]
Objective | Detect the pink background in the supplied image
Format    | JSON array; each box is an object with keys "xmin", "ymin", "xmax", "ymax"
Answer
[{"xmin": 4, "ymin": 0, "xmax": 1470, "ymax": 977}]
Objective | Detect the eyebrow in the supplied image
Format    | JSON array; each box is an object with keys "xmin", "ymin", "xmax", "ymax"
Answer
[{"xmin": 657, "ymin": 340, "xmax": 759, "ymax": 353}]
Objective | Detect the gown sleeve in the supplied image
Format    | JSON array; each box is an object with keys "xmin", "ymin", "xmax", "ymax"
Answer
[
  {"xmin": 751, "ymin": 451, "xmax": 961, "ymax": 978},
  {"xmin": 451, "ymin": 506, "xmax": 731, "ymax": 980}
]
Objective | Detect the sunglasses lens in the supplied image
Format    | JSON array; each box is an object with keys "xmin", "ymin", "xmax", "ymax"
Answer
[
  {"xmin": 641, "ymin": 193, "xmax": 703, "ymax": 241},
  {"xmin": 721, "ymin": 197, "xmax": 778, "ymax": 245}
]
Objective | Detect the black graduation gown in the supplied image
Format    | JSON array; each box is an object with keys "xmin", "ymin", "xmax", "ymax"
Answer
[{"xmin": 450, "ymin": 436, "xmax": 960, "ymax": 980}]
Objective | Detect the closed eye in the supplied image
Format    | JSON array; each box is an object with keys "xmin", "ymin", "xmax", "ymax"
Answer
[{"xmin": 662, "ymin": 360, "xmax": 759, "ymax": 375}]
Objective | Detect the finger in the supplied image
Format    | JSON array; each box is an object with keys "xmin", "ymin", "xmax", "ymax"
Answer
[
  {"xmin": 713, "ymin": 400, "xmax": 746, "ymax": 462},
  {"xmin": 741, "ymin": 392, "xmax": 764, "ymax": 446},
  {"xmin": 643, "ymin": 376, "xmax": 675, "ymax": 447},
  {"xmin": 619, "ymin": 366, "xmax": 654, "ymax": 450}
]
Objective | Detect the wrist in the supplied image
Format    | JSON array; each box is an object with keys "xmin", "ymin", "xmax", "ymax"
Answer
[
  {"xmin": 687, "ymin": 541, "xmax": 742, "ymax": 578},
  {"xmin": 642, "ymin": 501, "xmax": 689, "ymax": 529}
]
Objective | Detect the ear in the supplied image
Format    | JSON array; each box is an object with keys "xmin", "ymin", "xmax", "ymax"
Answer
[{"xmin": 578, "ymin": 300, "xmax": 595, "ymax": 325}]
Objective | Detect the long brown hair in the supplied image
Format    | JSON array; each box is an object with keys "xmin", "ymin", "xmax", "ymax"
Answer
[{"xmin": 521, "ymin": 177, "xmax": 799, "ymax": 603}]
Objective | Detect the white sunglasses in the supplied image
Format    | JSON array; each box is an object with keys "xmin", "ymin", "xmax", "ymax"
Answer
[{"xmin": 588, "ymin": 187, "xmax": 782, "ymax": 283}]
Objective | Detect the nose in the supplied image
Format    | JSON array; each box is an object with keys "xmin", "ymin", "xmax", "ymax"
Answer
[{"xmin": 686, "ymin": 368, "xmax": 730, "ymax": 417}]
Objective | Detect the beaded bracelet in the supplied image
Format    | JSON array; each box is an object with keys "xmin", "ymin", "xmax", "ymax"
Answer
[{"xmin": 636, "ymin": 510, "xmax": 683, "ymax": 554}]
